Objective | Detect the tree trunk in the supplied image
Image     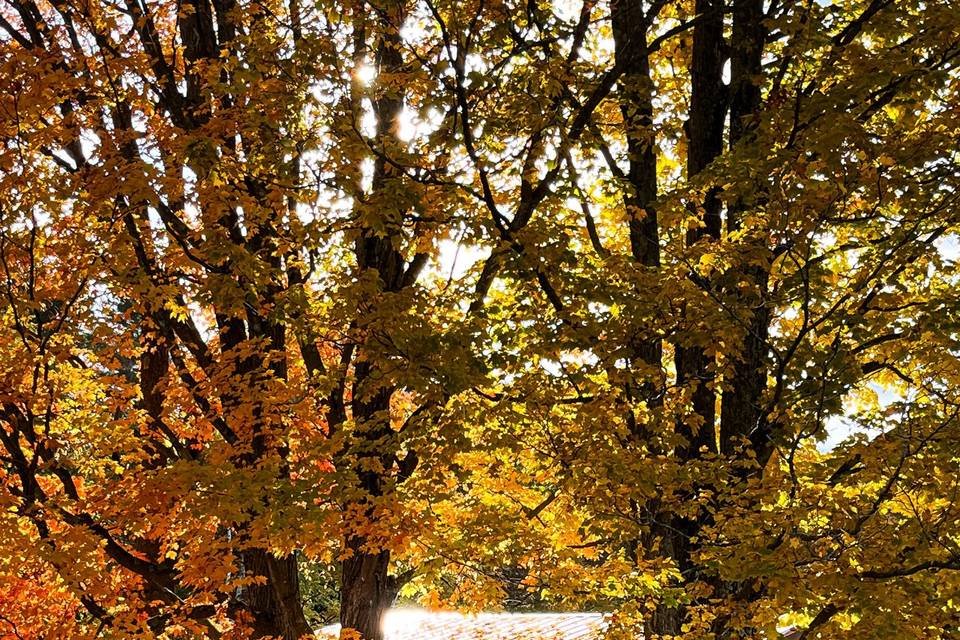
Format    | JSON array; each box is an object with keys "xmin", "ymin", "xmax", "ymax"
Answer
[
  {"xmin": 713, "ymin": 1, "xmax": 770, "ymax": 636},
  {"xmin": 645, "ymin": 522, "xmax": 690, "ymax": 637},
  {"xmin": 242, "ymin": 549, "xmax": 313, "ymax": 640},
  {"xmin": 675, "ymin": 0, "xmax": 726, "ymax": 461},
  {"xmin": 611, "ymin": 0, "xmax": 660, "ymax": 272},
  {"xmin": 720, "ymin": 0, "xmax": 769, "ymax": 462},
  {"xmin": 610, "ymin": 2, "xmax": 689, "ymax": 637},
  {"xmin": 637, "ymin": 1, "xmax": 727, "ymax": 636},
  {"xmin": 340, "ymin": 547, "xmax": 393, "ymax": 640},
  {"xmin": 337, "ymin": 3, "xmax": 410, "ymax": 637},
  {"xmin": 338, "ymin": 378, "xmax": 398, "ymax": 640},
  {"xmin": 611, "ymin": 0, "xmax": 663, "ymax": 429}
]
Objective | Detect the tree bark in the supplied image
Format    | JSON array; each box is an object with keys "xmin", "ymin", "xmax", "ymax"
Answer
[
  {"xmin": 712, "ymin": 1, "xmax": 770, "ymax": 636},
  {"xmin": 338, "ymin": 1, "xmax": 411, "ymax": 637},
  {"xmin": 611, "ymin": 0, "xmax": 662, "ymax": 425},
  {"xmin": 675, "ymin": 0, "xmax": 726, "ymax": 461},
  {"xmin": 720, "ymin": 0, "xmax": 769, "ymax": 460},
  {"xmin": 641, "ymin": 2, "xmax": 728, "ymax": 636},
  {"xmin": 610, "ymin": 2, "xmax": 681, "ymax": 636},
  {"xmin": 339, "ymin": 369, "xmax": 398, "ymax": 639},
  {"xmin": 340, "ymin": 548, "xmax": 393, "ymax": 640},
  {"xmin": 242, "ymin": 550, "xmax": 313, "ymax": 639},
  {"xmin": 611, "ymin": 0, "xmax": 660, "ymax": 273}
]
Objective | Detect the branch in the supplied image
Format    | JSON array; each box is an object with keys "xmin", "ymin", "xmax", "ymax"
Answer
[
  {"xmin": 796, "ymin": 603, "xmax": 839, "ymax": 640},
  {"xmin": 860, "ymin": 558, "xmax": 960, "ymax": 580}
]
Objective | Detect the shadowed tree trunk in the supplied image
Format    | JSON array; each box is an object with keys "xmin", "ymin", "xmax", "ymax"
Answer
[
  {"xmin": 337, "ymin": 1, "xmax": 416, "ymax": 637},
  {"xmin": 243, "ymin": 550, "xmax": 313, "ymax": 639},
  {"xmin": 340, "ymin": 549, "xmax": 397, "ymax": 640},
  {"xmin": 610, "ymin": 0, "xmax": 676, "ymax": 634},
  {"xmin": 611, "ymin": 0, "xmax": 771, "ymax": 635},
  {"xmin": 720, "ymin": 0, "xmax": 770, "ymax": 462},
  {"xmin": 676, "ymin": 0, "xmax": 726, "ymax": 462}
]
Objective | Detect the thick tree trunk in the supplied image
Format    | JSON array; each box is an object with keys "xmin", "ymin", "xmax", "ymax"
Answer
[
  {"xmin": 612, "ymin": 0, "xmax": 762, "ymax": 635},
  {"xmin": 675, "ymin": 0, "xmax": 726, "ymax": 461},
  {"xmin": 610, "ymin": 2, "xmax": 686, "ymax": 637},
  {"xmin": 636, "ymin": 1, "xmax": 726, "ymax": 636},
  {"xmin": 242, "ymin": 549, "xmax": 313, "ymax": 640},
  {"xmin": 644, "ymin": 522, "xmax": 691, "ymax": 637},
  {"xmin": 339, "ymin": 374, "xmax": 398, "ymax": 639},
  {"xmin": 728, "ymin": 0, "xmax": 766, "ymax": 149},
  {"xmin": 611, "ymin": 0, "xmax": 660, "ymax": 272},
  {"xmin": 336, "ymin": 2, "xmax": 410, "ymax": 638},
  {"xmin": 611, "ymin": 0, "xmax": 662, "ymax": 429},
  {"xmin": 720, "ymin": 0, "xmax": 769, "ymax": 461},
  {"xmin": 340, "ymin": 547, "xmax": 394, "ymax": 640},
  {"xmin": 713, "ymin": 1, "xmax": 770, "ymax": 636}
]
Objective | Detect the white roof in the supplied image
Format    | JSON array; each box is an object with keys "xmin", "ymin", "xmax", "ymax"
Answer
[{"xmin": 318, "ymin": 609, "xmax": 607, "ymax": 640}]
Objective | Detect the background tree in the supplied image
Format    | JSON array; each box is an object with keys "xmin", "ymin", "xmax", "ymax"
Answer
[{"xmin": 400, "ymin": 0, "xmax": 960, "ymax": 638}]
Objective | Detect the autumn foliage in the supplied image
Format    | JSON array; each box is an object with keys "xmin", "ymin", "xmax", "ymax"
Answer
[{"xmin": 1, "ymin": 0, "xmax": 960, "ymax": 638}]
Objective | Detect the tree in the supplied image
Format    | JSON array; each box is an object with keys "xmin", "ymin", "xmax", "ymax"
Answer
[
  {"xmin": 405, "ymin": 0, "xmax": 960, "ymax": 638},
  {"xmin": 2, "ymin": 0, "xmax": 960, "ymax": 639},
  {"xmin": 0, "ymin": 0, "xmax": 459, "ymax": 637}
]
